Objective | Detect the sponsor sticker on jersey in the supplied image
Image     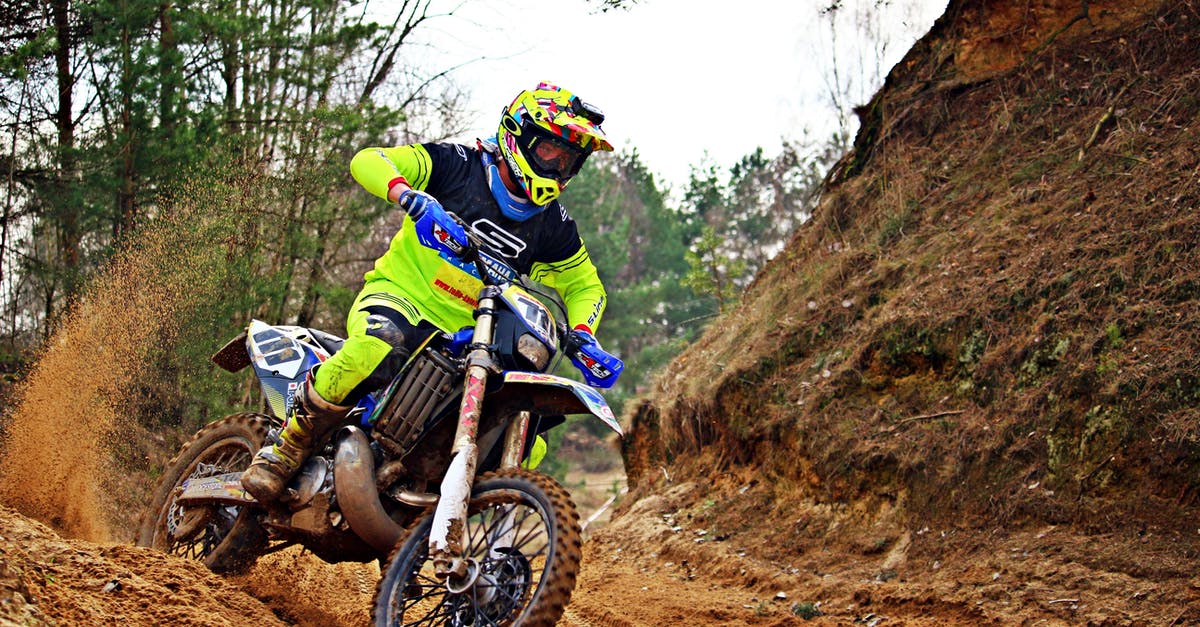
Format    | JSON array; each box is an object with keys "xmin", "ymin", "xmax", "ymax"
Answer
[{"xmin": 432, "ymin": 263, "xmax": 482, "ymax": 307}]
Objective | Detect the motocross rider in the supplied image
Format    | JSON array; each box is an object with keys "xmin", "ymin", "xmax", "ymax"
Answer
[{"xmin": 241, "ymin": 82, "xmax": 614, "ymax": 503}]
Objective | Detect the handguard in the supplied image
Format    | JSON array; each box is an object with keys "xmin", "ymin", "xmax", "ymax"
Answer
[
  {"xmin": 566, "ymin": 329, "xmax": 623, "ymax": 389},
  {"xmin": 399, "ymin": 189, "xmax": 472, "ymax": 258}
]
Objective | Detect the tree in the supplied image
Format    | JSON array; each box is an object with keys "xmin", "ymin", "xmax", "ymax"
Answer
[
  {"xmin": 682, "ymin": 225, "xmax": 745, "ymax": 314},
  {"xmin": 676, "ymin": 136, "xmax": 838, "ymax": 311},
  {"xmin": 0, "ymin": 0, "xmax": 469, "ymax": 349}
]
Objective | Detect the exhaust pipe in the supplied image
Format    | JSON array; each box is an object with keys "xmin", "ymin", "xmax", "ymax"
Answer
[{"xmin": 334, "ymin": 427, "xmax": 405, "ymax": 553}]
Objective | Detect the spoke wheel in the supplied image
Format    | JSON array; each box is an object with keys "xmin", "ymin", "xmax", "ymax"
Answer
[
  {"xmin": 373, "ymin": 469, "xmax": 582, "ymax": 627},
  {"xmin": 136, "ymin": 413, "xmax": 273, "ymax": 574}
]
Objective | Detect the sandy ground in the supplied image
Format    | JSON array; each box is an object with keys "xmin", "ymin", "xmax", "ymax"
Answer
[{"xmin": 4, "ymin": 476, "xmax": 1199, "ymax": 627}]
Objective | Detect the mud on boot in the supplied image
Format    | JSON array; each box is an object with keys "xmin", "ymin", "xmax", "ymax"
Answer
[{"xmin": 241, "ymin": 372, "xmax": 351, "ymax": 503}]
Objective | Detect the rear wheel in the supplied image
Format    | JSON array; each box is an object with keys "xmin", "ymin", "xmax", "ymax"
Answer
[
  {"xmin": 372, "ymin": 469, "xmax": 582, "ymax": 627},
  {"xmin": 136, "ymin": 412, "xmax": 274, "ymax": 574}
]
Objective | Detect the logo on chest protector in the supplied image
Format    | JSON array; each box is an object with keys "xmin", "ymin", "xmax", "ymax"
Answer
[{"xmin": 470, "ymin": 218, "xmax": 527, "ymax": 259}]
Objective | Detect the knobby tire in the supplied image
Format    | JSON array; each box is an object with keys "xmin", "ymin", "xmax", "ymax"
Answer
[
  {"xmin": 372, "ymin": 469, "xmax": 583, "ymax": 627},
  {"xmin": 135, "ymin": 412, "xmax": 274, "ymax": 574}
]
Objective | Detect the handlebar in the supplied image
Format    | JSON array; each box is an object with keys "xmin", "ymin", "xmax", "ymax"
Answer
[{"xmin": 404, "ymin": 192, "xmax": 622, "ymax": 387}]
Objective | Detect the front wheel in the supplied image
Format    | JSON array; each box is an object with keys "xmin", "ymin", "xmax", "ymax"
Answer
[
  {"xmin": 372, "ymin": 469, "xmax": 582, "ymax": 627},
  {"xmin": 136, "ymin": 412, "xmax": 274, "ymax": 574}
]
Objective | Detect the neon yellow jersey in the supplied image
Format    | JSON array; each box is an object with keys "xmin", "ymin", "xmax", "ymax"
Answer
[{"xmin": 350, "ymin": 142, "xmax": 607, "ymax": 334}]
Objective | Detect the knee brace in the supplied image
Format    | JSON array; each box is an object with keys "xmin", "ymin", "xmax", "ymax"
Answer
[
  {"xmin": 346, "ymin": 313, "xmax": 413, "ymax": 399},
  {"xmin": 365, "ymin": 312, "xmax": 409, "ymax": 350}
]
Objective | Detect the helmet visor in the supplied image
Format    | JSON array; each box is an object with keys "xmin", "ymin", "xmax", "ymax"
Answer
[{"xmin": 522, "ymin": 127, "xmax": 591, "ymax": 182}]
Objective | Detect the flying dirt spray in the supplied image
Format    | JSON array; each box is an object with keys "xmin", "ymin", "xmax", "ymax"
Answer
[
  {"xmin": 0, "ymin": 164, "xmax": 387, "ymax": 624},
  {"xmin": 0, "ymin": 169, "xmax": 263, "ymax": 541}
]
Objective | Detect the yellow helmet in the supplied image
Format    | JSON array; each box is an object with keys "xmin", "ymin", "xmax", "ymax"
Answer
[{"xmin": 497, "ymin": 82, "xmax": 613, "ymax": 207}]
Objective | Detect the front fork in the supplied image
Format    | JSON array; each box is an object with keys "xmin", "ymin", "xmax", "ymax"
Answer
[{"xmin": 428, "ymin": 288, "xmax": 530, "ymax": 579}]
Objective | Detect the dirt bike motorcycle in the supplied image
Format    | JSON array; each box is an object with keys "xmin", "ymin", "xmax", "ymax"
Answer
[{"xmin": 137, "ymin": 197, "xmax": 624, "ymax": 626}]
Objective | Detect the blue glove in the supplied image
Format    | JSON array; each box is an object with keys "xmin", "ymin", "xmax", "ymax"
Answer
[
  {"xmin": 397, "ymin": 188, "xmax": 438, "ymax": 218},
  {"xmin": 398, "ymin": 189, "xmax": 471, "ymax": 258},
  {"xmin": 567, "ymin": 329, "xmax": 624, "ymax": 389}
]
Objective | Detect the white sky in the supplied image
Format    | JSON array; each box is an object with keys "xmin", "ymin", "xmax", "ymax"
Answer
[{"xmin": 401, "ymin": 0, "xmax": 948, "ymax": 190}]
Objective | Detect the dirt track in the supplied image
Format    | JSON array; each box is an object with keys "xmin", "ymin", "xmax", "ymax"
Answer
[
  {"xmin": 4, "ymin": 478, "xmax": 1199, "ymax": 627},
  {"xmin": 566, "ymin": 482, "xmax": 1200, "ymax": 626}
]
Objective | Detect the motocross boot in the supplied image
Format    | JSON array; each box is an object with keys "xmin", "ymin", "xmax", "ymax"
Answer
[{"xmin": 241, "ymin": 373, "xmax": 351, "ymax": 503}]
